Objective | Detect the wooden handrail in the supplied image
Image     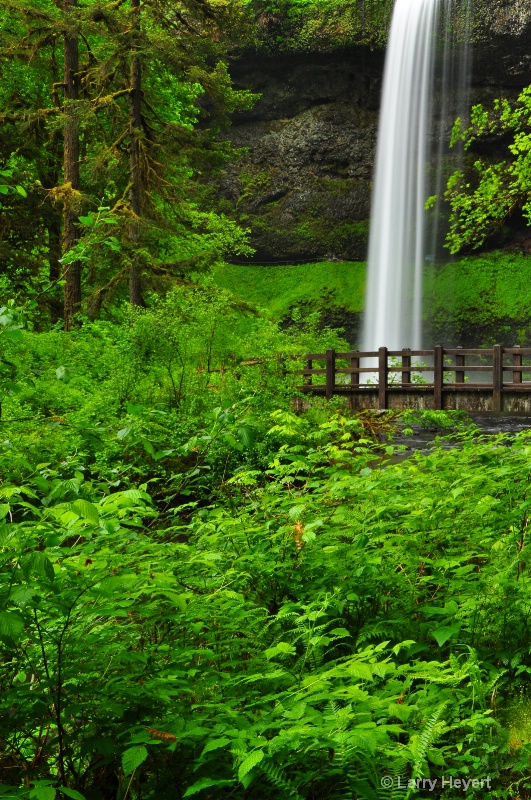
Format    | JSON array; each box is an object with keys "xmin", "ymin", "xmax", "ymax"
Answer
[{"xmin": 300, "ymin": 345, "xmax": 531, "ymax": 411}]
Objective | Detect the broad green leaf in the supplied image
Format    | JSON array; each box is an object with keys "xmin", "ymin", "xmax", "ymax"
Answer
[
  {"xmin": 0, "ymin": 186, "xmax": 9, "ymax": 195},
  {"xmin": 388, "ymin": 702, "xmax": 412, "ymax": 722},
  {"xmin": 199, "ymin": 737, "xmax": 231, "ymax": 758},
  {"xmin": 29, "ymin": 787, "xmax": 56, "ymax": 800},
  {"xmin": 265, "ymin": 642, "xmax": 296, "ymax": 660},
  {"xmin": 142, "ymin": 438, "xmax": 155, "ymax": 456},
  {"xmin": 122, "ymin": 745, "xmax": 148, "ymax": 776},
  {"xmin": 345, "ymin": 662, "xmax": 374, "ymax": 681},
  {"xmin": 78, "ymin": 215, "xmax": 94, "ymax": 226},
  {"xmin": 10, "ymin": 587, "xmax": 39, "ymax": 609},
  {"xmin": 72, "ymin": 499, "xmax": 100, "ymax": 525},
  {"xmin": 20, "ymin": 552, "xmax": 54, "ymax": 581},
  {"xmin": 59, "ymin": 790, "xmax": 87, "ymax": 800},
  {"xmin": 184, "ymin": 779, "xmax": 232, "ymax": 797},
  {"xmin": 126, "ymin": 403, "xmax": 144, "ymax": 416},
  {"xmin": 15, "ymin": 185, "xmax": 27, "ymax": 198},
  {"xmin": 431, "ymin": 625, "xmax": 461, "ymax": 648},
  {"xmin": 238, "ymin": 750, "xmax": 264, "ymax": 782},
  {"xmin": 237, "ymin": 425, "xmax": 256, "ymax": 449},
  {"xmin": 56, "ymin": 366, "xmax": 70, "ymax": 383},
  {"xmin": 0, "ymin": 612, "xmax": 24, "ymax": 642}
]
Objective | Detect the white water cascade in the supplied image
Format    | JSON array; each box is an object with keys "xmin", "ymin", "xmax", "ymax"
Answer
[{"xmin": 363, "ymin": 0, "xmax": 471, "ymax": 351}]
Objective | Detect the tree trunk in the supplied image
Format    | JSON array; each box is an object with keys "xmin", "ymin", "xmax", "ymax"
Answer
[
  {"xmin": 129, "ymin": 0, "xmax": 143, "ymax": 306},
  {"xmin": 63, "ymin": 0, "xmax": 81, "ymax": 331},
  {"xmin": 48, "ymin": 215, "xmax": 63, "ymax": 324}
]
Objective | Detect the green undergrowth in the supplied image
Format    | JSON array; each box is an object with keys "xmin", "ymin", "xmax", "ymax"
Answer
[
  {"xmin": 5, "ymin": 295, "xmax": 531, "ymax": 798},
  {"xmin": 212, "ymin": 260, "xmax": 366, "ymax": 320},
  {"xmin": 4, "ymin": 407, "xmax": 531, "ymax": 798},
  {"xmin": 427, "ymin": 251, "xmax": 531, "ymax": 344}
]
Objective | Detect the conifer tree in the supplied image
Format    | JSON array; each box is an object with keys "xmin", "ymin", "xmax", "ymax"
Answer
[
  {"xmin": 62, "ymin": 0, "xmax": 82, "ymax": 329},
  {"xmin": 0, "ymin": 0, "xmax": 254, "ymax": 325}
]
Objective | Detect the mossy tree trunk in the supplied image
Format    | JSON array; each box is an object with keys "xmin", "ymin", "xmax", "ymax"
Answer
[
  {"xmin": 63, "ymin": 0, "xmax": 81, "ymax": 331},
  {"xmin": 129, "ymin": 0, "xmax": 143, "ymax": 307}
]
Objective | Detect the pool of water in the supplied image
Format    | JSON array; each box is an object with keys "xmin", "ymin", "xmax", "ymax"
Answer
[{"xmin": 390, "ymin": 413, "xmax": 531, "ymax": 461}]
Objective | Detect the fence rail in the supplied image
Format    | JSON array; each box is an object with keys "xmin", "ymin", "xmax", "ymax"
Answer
[{"xmin": 301, "ymin": 346, "xmax": 531, "ymax": 413}]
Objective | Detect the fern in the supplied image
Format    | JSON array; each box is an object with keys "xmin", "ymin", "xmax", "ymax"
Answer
[
  {"xmin": 376, "ymin": 758, "xmax": 409, "ymax": 800},
  {"xmin": 406, "ymin": 703, "xmax": 447, "ymax": 799},
  {"xmin": 356, "ymin": 619, "xmax": 400, "ymax": 646},
  {"xmin": 259, "ymin": 760, "xmax": 302, "ymax": 799}
]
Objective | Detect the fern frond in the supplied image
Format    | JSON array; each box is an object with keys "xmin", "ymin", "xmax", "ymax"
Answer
[
  {"xmin": 356, "ymin": 619, "xmax": 400, "ymax": 646},
  {"xmin": 407, "ymin": 702, "xmax": 447, "ymax": 798},
  {"xmin": 373, "ymin": 757, "xmax": 410, "ymax": 800},
  {"xmin": 260, "ymin": 760, "xmax": 302, "ymax": 799}
]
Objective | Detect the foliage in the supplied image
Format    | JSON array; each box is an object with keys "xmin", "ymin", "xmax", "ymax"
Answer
[
  {"xmin": 445, "ymin": 86, "xmax": 531, "ymax": 253},
  {"xmin": 0, "ymin": 0, "xmax": 255, "ymax": 322},
  {"xmin": 243, "ymin": 0, "xmax": 394, "ymax": 52},
  {"xmin": 212, "ymin": 260, "xmax": 366, "ymax": 319},
  {"xmin": 4, "ymin": 392, "xmax": 531, "ymax": 797}
]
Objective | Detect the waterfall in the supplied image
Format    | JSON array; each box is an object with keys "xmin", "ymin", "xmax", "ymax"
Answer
[{"xmin": 363, "ymin": 0, "xmax": 472, "ymax": 352}]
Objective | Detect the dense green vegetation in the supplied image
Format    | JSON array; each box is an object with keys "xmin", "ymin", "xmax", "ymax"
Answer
[
  {"xmin": 0, "ymin": 0, "xmax": 255, "ymax": 327},
  {"xmin": 214, "ymin": 253, "xmax": 531, "ymax": 347},
  {"xmin": 243, "ymin": 0, "xmax": 394, "ymax": 52},
  {"xmin": 3, "ymin": 1, "xmax": 531, "ymax": 798},
  {"xmin": 212, "ymin": 260, "xmax": 366, "ymax": 320},
  {"xmin": 445, "ymin": 87, "xmax": 531, "ymax": 254},
  {"xmin": 4, "ymin": 298, "xmax": 531, "ymax": 799}
]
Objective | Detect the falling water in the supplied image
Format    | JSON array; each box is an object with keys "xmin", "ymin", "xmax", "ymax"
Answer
[{"xmin": 363, "ymin": 0, "xmax": 472, "ymax": 351}]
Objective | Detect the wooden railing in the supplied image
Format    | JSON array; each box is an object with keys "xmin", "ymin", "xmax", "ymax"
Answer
[{"xmin": 301, "ymin": 346, "xmax": 531, "ymax": 413}]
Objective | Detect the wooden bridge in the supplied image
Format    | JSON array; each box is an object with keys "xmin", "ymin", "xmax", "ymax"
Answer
[{"xmin": 301, "ymin": 346, "xmax": 531, "ymax": 413}]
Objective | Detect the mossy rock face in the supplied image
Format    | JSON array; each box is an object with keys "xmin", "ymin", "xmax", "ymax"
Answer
[
  {"xmin": 212, "ymin": 261, "xmax": 366, "ymax": 340},
  {"xmin": 220, "ymin": 25, "xmax": 531, "ymax": 265},
  {"xmin": 280, "ymin": 296, "xmax": 363, "ymax": 346},
  {"xmin": 221, "ymin": 50, "xmax": 381, "ymax": 261}
]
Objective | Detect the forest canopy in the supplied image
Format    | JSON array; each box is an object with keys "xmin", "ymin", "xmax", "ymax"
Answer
[{"xmin": 0, "ymin": 0, "xmax": 255, "ymax": 328}]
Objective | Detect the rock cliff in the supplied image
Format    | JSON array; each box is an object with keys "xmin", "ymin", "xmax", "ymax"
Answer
[
  {"xmin": 222, "ymin": 49, "xmax": 382, "ymax": 262},
  {"xmin": 221, "ymin": 6, "xmax": 531, "ymax": 263}
]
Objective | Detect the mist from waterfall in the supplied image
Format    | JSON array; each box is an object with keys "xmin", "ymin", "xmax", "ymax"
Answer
[{"xmin": 363, "ymin": 0, "xmax": 472, "ymax": 352}]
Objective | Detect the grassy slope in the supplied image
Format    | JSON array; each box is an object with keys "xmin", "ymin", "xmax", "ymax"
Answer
[
  {"xmin": 428, "ymin": 251, "xmax": 531, "ymax": 322},
  {"xmin": 212, "ymin": 260, "xmax": 366, "ymax": 319},
  {"xmin": 215, "ymin": 253, "xmax": 531, "ymax": 334}
]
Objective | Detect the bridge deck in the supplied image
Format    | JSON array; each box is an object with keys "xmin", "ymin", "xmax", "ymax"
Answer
[{"xmin": 301, "ymin": 346, "xmax": 531, "ymax": 413}]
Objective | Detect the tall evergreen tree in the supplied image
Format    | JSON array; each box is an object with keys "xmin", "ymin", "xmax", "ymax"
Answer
[
  {"xmin": 0, "ymin": 0, "xmax": 254, "ymax": 326},
  {"xmin": 62, "ymin": 0, "xmax": 82, "ymax": 329}
]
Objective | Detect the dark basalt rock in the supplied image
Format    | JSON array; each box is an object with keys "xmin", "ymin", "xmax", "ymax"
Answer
[
  {"xmin": 222, "ymin": 49, "xmax": 382, "ymax": 262},
  {"xmin": 221, "ymin": 8, "xmax": 531, "ymax": 264},
  {"xmin": 472, "ymin": 2, "xmax": 531, "ymax": 87}
]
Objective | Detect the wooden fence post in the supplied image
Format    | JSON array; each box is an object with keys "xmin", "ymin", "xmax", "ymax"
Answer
[
  {"xmin": 513, "ymin": 344, "xmax": 522, "ymax": 385},
  {"xmin": 325, "ymin": 349, "xmax": 335, "ymax": 400},
  {"xmin": 493, "ymin": 344, "xmax": 502, "ymax": 412},
  {"xmin": 433, "ymin": 345, "xmax": 443, "ymax": 410},
  {"xmin": 378, "ymin": 347, "xmax": 388, "ymax": 409},
  {"xmin": 350, "ymin": 351, "xmax": 360, "ymax": 388},
  {"xmin": 306, "ymin": 356, "xmax": 313, "ymax": 386},
  {"xmin": 455, "ymin": 346, "xmax": 465, "ymax": 384},
  {"xmin": 349, "ymin": 351, "xmax": 360, "ymax": 410},
  {"xmin": 401, "ymin": 348, "xmax": 411, "ymax": 386}
]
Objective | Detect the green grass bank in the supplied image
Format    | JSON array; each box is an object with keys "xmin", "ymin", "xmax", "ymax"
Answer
[{"xmin": 215, "ymin": 251, "xmax": 531, "ymax": 346}]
